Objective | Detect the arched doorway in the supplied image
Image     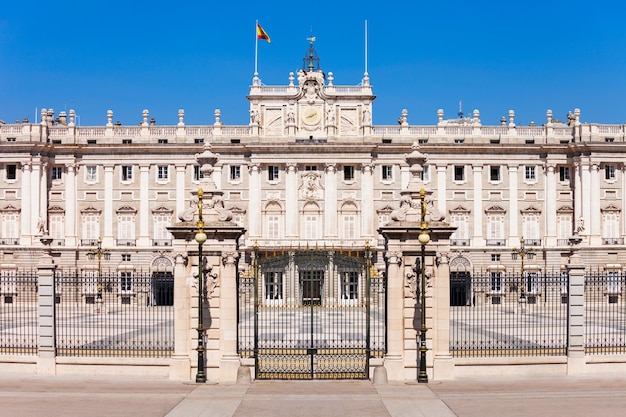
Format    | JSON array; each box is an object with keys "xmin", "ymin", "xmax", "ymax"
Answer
[
  {"xmin": 150, "ymin": 256, "xmax": 174, "ymax": 306},
  {"xmin": 449, "ymin": 256, "xmax": 472, "ymax": 307}
]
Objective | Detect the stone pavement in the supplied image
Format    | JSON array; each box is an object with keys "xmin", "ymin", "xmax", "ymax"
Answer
[{"xmin": 1, "ymin": 373, "xmax": 626, "ymax": 417}]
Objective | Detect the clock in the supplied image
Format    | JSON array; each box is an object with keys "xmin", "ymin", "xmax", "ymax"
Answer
[{"xmin": 301, "ymin": 106, "xmax": 321, "ymax": 126}]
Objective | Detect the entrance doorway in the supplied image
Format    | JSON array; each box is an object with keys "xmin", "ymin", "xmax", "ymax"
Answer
[
  {"xmin": 450, "ymin": 271, "xmax": 472, "ymax": 306},
  {"xmin": 300, "ymin": 270, "xmax": 323, "ymax": 305}
]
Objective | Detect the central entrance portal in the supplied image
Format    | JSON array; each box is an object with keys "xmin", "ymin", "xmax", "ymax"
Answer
[{"xmin": 238, "ymin": 248, "xmax": 386, "ymax": 380}]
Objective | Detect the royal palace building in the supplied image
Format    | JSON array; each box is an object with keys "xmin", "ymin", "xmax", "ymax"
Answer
[{"xmin": 1, "ymin": 41, "xmax": 626, "ymax": 381}]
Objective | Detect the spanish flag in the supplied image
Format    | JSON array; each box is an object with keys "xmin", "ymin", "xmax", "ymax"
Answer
[{"xmin": 256, "ymin": 23, "xmax": 271, "ymax": 43}]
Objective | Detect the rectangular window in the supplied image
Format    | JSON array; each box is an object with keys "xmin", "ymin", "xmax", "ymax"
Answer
[
  {"xmin": 341, "ymin": 271, "xmax": 359, "ymax": 300},
  {"xmin": 230, "ymin": 165, "xmax": 241, "ymax": 181},
  {"xmin": 268, "ymin": 165, "xmax": 279, "ymax": 181},
  {"xmin": 603, "ymin": 212, "xmax": 620, "ymax": 239},
  {"xmin": 120, "ymin": 272, "xmax": 132, "ymax": 292},
  {"xmin": 267, "ymin": 215, "xmax": 280, "ymax": 239},
  {"xmin": 158, "ymin": 138, "xmax": 168, "ymax": 144},
  {"xmin": 525, "ymin": 166, "xmax": 536, "ymax": 181},
  {"xmin": 487, "ymin": 215, "xmax": 504, "ymax": 240},
  {"xmin": 82, "ymin": 214, "xmax": 99, "ymax": 241},
  {"xmin": 51, "ymin": 166, "xmax": 63, "ymax": 181},
  {"xmin": 193, "ymin": 166, "xmax": 203, "ymax": 181},
  {"xmin": 265, "ymin": 272, "xmax": 283, "ymax": 301},
  {"xmin": 49, "ymin": 214, "xmax": 65, "ymax": 241},
  {"xmin": 118, "ymin": 214, "xmax": 135, "ymax": 241},
  {"xmin": 153, "ymin": 214, "xmax": 171, "ymax": 242},
  {"xmin": 304, "ymin": 215, "xmax": 319, "ymax": 240},
  {"xmin": 607, "ymin": 271, "xmax": 621, "ymax": 293},
  {"xmin": 489, "ymin": 166, "xmax": 500, "ymax": 182},
  {"xmin": 491, "ymin": 254, "xmax": 501, "ymax": 262},
  {"xmin": 343, "ymin": 214, "xmax": 357, "ymax": 239},
  {"xmin": 122, "ymin": 139, "xmax": 132, "ymax": 144},
  {"xmin": 157, "ymin": 165, "xmax": 169, "ymax": 180},
  {"xmin": 305, "ymin": 165, "xmax": 318, "ymax": 171},
  {"xmin": 382, "ymin": 165, "xmax": 393, "ymax": 181},
  {"xmin": 454, "ymin": 138, "xmax": 464, "ymax": 144},
  {"xmin": 343, "ymin": 165, "xmax": 355, "ymax": 181},
  {"xmin": 605, "ymin": 165, "xmax": 616, "ymax": 180},
  {"xmin": 490, "ymin": 272, "xmax": 502, "ymax": 292},
  {"xmin": 121, "ymin": 254, "xmax": 132, "ymax": 262},
  {"xmin": 85, "ymin": 166, "xmax": 97, "ymax": 182},
  {"xmin": 559, "ymin": 166, "xmax": 570, "ymax": 181},
  {"xmin": 420, "ymin": 165, "xmax": 430, "ymax": 182},
  {"xmin": 194, "ymin": 138, "xmax": 204, "ymax": 144},
  {"xmin": 557, "ymin": 215, "xmax": 572, "ymax": 240},
  {"xmin": 454, "ymin": 166, "xmax": 465, "ymax": 181},
  {"xmin": 522, "ymin": 215, "xmax": 540, "ymax": 240},
  {"xmin": 121, "ymin": 166, "xmax": 133, "ymax": 181},
  {"xmin": 1, "ymin": 213, "xmax": 19, "ymax": 240},
  {"xmin": 6, "ymin": 164, "xmax": 17, "ymax": 180}
]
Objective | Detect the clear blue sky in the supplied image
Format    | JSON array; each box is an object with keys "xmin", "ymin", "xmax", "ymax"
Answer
[{"xmin": 1, "ymin": 1, "xmax": 624, "ymax": 127}]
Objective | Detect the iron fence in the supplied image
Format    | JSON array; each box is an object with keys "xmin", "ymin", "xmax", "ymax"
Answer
[
  {"xmin": 0, "ymin": 271, "xmax": 38, "ymax": 355},
  {"xmin": 450, "ymin": 271, "xmax": 568, "ymax": 357},
  {"xmin": 55, "ymin": 271, "xmax": 174, "ymax": 357},
  {"xmin": 585, "ymin": 271, "xmax": 626, "ymax": 354}
]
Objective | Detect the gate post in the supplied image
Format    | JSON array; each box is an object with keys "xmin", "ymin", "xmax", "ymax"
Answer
[
  {"xmin": 432, "ymin": 252, "xmax": 455, "ymax": 380},
  {"xmin": 383, "ymin": 247, "xmax": 404, "ymax": 381},
  {"xmin": 169, "ymin": 253, "xmax": 191, "ymax": 379},
  {"xmin": 218, "ymin": 249, "xmax": 241, "ymax": 382},
  {"xmin": 37, "ymin": 245, "xmax": 57, "ymax": 375},
  {"xmin": 566, "ymin": 238, "xmax": 586, "ymax": 374}
]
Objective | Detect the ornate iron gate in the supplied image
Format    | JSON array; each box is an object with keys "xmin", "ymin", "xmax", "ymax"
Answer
[{"xmin": 238, "ymin": 246, "xmax": 386, "ymax": 379}]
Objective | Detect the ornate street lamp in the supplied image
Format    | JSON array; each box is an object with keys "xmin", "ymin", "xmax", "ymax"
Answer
[
  {"xmin": 194, "ymin": 188, "xmax": 208, "ymax": 383},
  {"xmin": 511, "ymin": 237, "xmax": 534, "ymax": 312},
  {"xmin": 87, "ymin": 237, "xmax": 111, "ymax": 306},
  {"xmin": 418, "ymin": 188, "xmax": 430, "ymax": 383}
]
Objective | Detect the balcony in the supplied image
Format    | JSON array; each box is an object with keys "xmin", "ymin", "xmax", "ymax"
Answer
[
  {"xmin": 602, "ymin": 238, "xmax": 624, "ymax": 245},
  {"xmin": 486, "ymin": 239, "xmax": 506, "ymax": 246},
  {"xmin": 451, "ymin": 239, "xmax": 470, "ymax": 246},
  {"xmin": 525, "ymin": 239, "xmax": 542, "ymax": 246},
  {"xmin": 153, "ymin": 239, "xmax": 172, "ymax": 247},
  {"xmin": 81, "ymin": 239, "xmax": 99, "ymax": 246},
  {"xmin": 116, "ymin": 239, "xmax": 137, "ymax": 247},
  {"xmin": 557, "ymin": 239, "xmax": 569, "ymax": 246},
  {"xmin": 52, "ymin": 239, "xmax": 65, "ymax": 246},
  {"xmin": 0, "ymin": 238, "xmax": 19, "ymax": 245}
]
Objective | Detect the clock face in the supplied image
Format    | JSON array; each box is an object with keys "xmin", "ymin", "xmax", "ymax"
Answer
[{"xmin": 301, "ymin": 106, "xmax": 321, "ymax": 126}]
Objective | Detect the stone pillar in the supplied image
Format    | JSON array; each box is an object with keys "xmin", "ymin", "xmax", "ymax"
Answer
[
  {"xmin": 472, "ymin": 165, "xmax": 484, "ymax": 245},
  {"xmin": 589, "ymin": 163, "xmax": 601, "ymax": 245},
  {"xmin": 581, "ymin": 160, "xmax": 591, "ymax": 241},
  {"xmin": 169, "ymin": 253, "xmax": 191, "ymax": 379},
  {"xmin": 545, "ymin": 164, "xmax": 557, "ymax": 246},
  {"xmin": 285, "ymin": 163, "xmax": 298, "ymax": 238},
  {"xmin": 37, "ymin": 252, "xmax": 57, "ymax": 375},
  {"xmin": 175, "ymin": 164, "xmax": 186, "ymax": 219},
  {"xmin": 383, "ymin": 248, "xmax": 404, "ymax": 380},
  {"xmin": 20, "ymin": 162, "xmax": 32, "ymax": 244},
  {"xmin": 248, "ymin": 163, "xmax": 261, "ymax": 239},
  {"xmin": 573, "ymin": 160, "xmax": 583, "ymax": 226},
  {"xmin": 65, "ymin": 162, "xmax": 77, "ymax": 246},
  {"xmin": 509, "ymin": 165, "xmax": 519, "ymax": 241},
  {"xmin": 324, "ymin": 163, "xmax": 337, "ymax": 238},
  {"xmin": 40, "ymin": 161, "xmax": 48, "ymax": 222},
  {"xmin": 361, "ymin": 162, "xmax": 374, "ymax": 238},
  {"xmin": 103, "ymin": 164, "xmax": 114, "ymax": 246},
  {"xmin": 30, "ymin": 160, "xmax": 41, "ymax": 241},
  {"xmin": 432, "ymin": 252, "xmax": 454, "ymax": 380},
  {"xmin": 139, "ymin": 164, "xmax": 151, "ymax": 246},
  {"xmin": 566, "ymin": 247, "xmax": 586, "ymax": 374},
  {"xmin": 437, "ymin": 166, "xmax": 447, "ymax": 216},
  {"xmin": 219, "ymin": 250, "xmax": 240, "ymax": 382}
]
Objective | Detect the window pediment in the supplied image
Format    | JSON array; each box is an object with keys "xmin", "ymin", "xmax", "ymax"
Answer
[
  {"xmin": 520, "ymin": 205, "xmax": 541, "ymax": 215},
  {"xmin": 601, "ymin": 204, "xmax": 621, "ymax": 213},
  {"xmin": 485, "ymin": 205, "xmax": 506, "ymax": 214},
  {"xmin": 116, "ymin": 206, "xmax": 137, "ymax": 214},
  {"xmin": 449, "ymin": 205, "xmax": 470, "ymax": 215}
]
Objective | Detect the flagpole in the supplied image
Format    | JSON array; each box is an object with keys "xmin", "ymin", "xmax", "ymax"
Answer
[
  {"xmin": 364, "ymin": 20, "xmax": 368, "ymax": 75},
  {"xmin": 254, "ymin": 20, "xmax": 259, "ymax": 77}
]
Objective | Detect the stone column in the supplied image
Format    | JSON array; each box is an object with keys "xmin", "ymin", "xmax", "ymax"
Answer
[
  {"xmin": 589, "ymin": 163, "xmax": 601, "ymax": 245},
  {"xmin": 37, "ymin": 252, "xmax": 57, "ymax": 375},
  {"xmin": 65, "ymin": 162, "xmax": 77, "ymax": 246},
  {"xmin": 169, "ymin": 253, "xmax": 191, "ymax": 379},
  {"xmin": 248, "ymin": 163, "xmax": 261, "ymax": 239},
  {"xmin": 324, "ymin": 163, "xmax": 338, "ymax": 238},
  {"xmin": 573, "ymin": 159, "xmax": 583, "ymax": 226},
  {"xmin": 175, "ymin": 164, "xmax": 186, "ymax": 219},
  {"xmin": 285, "ymin": 163, "xmax": 298, "ymax": 238},
  {"xmin": 545, "ymin": 164, "xmax": 557, "ymax": 246},
  {"xmin": 508, "ymin": 165, "xmax": 519, "ymax": 241},
  {"xmin": 383, "ymin": 248, "xmax": 404, "ymax": 380},
  {"xmin": 566, "ymin": 245, "xmax": 586, "ymax": 374},
  {"xmin": 219, "ymin": 250, "xmax": 240, "ymax": 382},
  {"xmin": 103, "ymin": 164, "xmax": 114, "ymax": 246},
  {"xmin": 20, "ymin": 162, "xmax": 32, "ymax": 244},
  {"xmin": 40, "ymin": 161, "xmax": 48, "ymax": 222},
  {"xmin": 432, "ymin": 252, "xmax": 454, "ymax": 380},
  {"xmin": 581, "ymin": 160, "xmax": 591, "ymax": 241},
  {"xmin": 30, "ymin": 160, "xmax": 41, "ymax": 241},
  {"xmin": 361, "ymin": 162, "xmax": 374, "ymax": 238},
  {"xmin": 622, "ymin": 166, "xmax": 626, "ymax": 238},
  {"xmin": 472, "ymin": 165, "xmax": 484, "ymax": 245},
  {"xmin": 437, "ymin": 166, "xmax": 447, "ymax": 216},
  {"xmin": 139, "ymin": 164, "xmax": 151, "ymax": 246}
]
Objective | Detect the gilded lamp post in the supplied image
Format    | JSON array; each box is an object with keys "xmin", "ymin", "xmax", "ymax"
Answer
[
  {"xmin": 512, "ymin": 237, "xmax": 534, "ymax": 312},
  {"xmin": 87, "ymin": 237, "xmax": 110, "ymax": 308},
  {"xmin": 418, "ymin": 188, "xmax": 430, "ymax": 383},
  {"xmin": 194, "ymin": 188, "xmax": 208, "ymax": 383}
]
